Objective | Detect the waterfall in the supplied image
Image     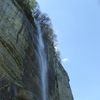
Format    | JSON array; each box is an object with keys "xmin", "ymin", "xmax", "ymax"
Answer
[{"xmin": 34, "ymin": 18, "xmax": 48, "ymax": 100}]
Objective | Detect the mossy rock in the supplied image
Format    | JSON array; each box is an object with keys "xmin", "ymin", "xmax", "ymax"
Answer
[{"xmin": 15, "ymin": 0, "xmax": 36, "ymax": 13}]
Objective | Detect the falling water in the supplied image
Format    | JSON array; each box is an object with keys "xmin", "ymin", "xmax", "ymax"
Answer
[{"xmin": 34, "ymin": 18, "xmax": 48, "ymax": 100}]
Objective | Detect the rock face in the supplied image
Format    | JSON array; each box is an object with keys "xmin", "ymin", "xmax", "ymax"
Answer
[{"xmin": 0, "ymin": 0, "xmax": 74, "ymax": 100}]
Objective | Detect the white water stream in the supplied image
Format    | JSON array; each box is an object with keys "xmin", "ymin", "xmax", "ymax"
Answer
[{"xmin": 34, "ymin": 19, "xmax": 48, "ymax": 100}]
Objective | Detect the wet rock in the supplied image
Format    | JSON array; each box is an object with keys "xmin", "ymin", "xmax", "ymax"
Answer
[{"xmin": 0, "ymin": 0, "xmax": 74, "ymax": 100}]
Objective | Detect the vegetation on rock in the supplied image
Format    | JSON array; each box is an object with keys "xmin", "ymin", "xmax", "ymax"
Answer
[{"xmin": 0, "ymin": 0, "xmax": 74, "ymax": 100}]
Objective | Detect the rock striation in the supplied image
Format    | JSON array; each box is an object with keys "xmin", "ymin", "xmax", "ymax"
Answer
[{"xmin": 0, "ymin": 0, "xmax": 74, "ymax": 100}]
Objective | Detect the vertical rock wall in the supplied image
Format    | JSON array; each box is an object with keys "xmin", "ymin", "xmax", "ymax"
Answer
[{"xmin": 0, "ymin": 0, "xmax": 74, "ymax": 100}]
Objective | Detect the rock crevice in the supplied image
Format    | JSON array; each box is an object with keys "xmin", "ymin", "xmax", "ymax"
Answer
[{"xmin": 0, "ymin": 0, "xmax": 74, "ymax": 100}]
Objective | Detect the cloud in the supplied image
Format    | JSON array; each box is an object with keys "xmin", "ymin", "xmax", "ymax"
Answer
[
  {"xmin": 54, "ymin": 46, "xmax": 59, "ymax": 52},
  {"xmin": 62, "ymin": 58, "xmax": 69, "ymax": 63}
]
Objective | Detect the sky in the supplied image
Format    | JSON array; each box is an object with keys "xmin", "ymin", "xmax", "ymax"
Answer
[{"xmin": 37, "ymin": 0, "xmax": 100, "ymax": 100}]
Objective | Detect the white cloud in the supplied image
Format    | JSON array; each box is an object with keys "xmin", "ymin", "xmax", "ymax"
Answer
[
  {"xmin": 54, "ymin": 46, "xmax": 59, "ymax": 52},
  {"xmin": 62, "ymin": 58, "xmax": 69, "ymax": 63}
]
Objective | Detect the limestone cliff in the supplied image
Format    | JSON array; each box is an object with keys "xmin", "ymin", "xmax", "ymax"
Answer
[{"xmin": 0, "ymin": 0, "xmax": 74, "ymax": 100}]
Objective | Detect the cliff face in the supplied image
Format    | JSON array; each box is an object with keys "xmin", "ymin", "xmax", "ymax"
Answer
[{"xmin": 0, "ymin": 0, "xmax": 73, "ymax": 100}]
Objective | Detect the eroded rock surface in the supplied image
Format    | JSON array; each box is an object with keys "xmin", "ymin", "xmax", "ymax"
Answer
[{"xmin": 0, "ymin": 0, "xmax": 74, "ymax": 100}]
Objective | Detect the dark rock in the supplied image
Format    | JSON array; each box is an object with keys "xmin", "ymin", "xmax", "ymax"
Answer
[{"xmin": 0, "ymin": 0, "xmax": 74, "ymax": 100}]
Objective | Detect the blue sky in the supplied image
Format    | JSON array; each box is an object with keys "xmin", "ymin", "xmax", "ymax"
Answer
[{"xmin": 38, "ymin": 0, "xmax": 100, "ymax": 100}]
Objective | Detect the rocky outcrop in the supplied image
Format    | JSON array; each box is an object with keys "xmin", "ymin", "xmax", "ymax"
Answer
[{"xmin": 0, "ymin": 0, "xmax": 74, "ymax": 100}]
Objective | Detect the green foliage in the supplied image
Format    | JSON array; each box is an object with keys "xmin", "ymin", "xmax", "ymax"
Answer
[
  {"xmin": 33, "ymin": 4, "xmax": 61, "ymax": 62},
  {"xmin": 29, "ymin": 0, "xmax": 36, "ymax": 10}
]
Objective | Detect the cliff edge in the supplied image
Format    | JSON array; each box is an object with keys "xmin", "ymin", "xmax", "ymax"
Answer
[{"xmin": 0, "ymin": 0, "xmax": 74, "ymax": 100}]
